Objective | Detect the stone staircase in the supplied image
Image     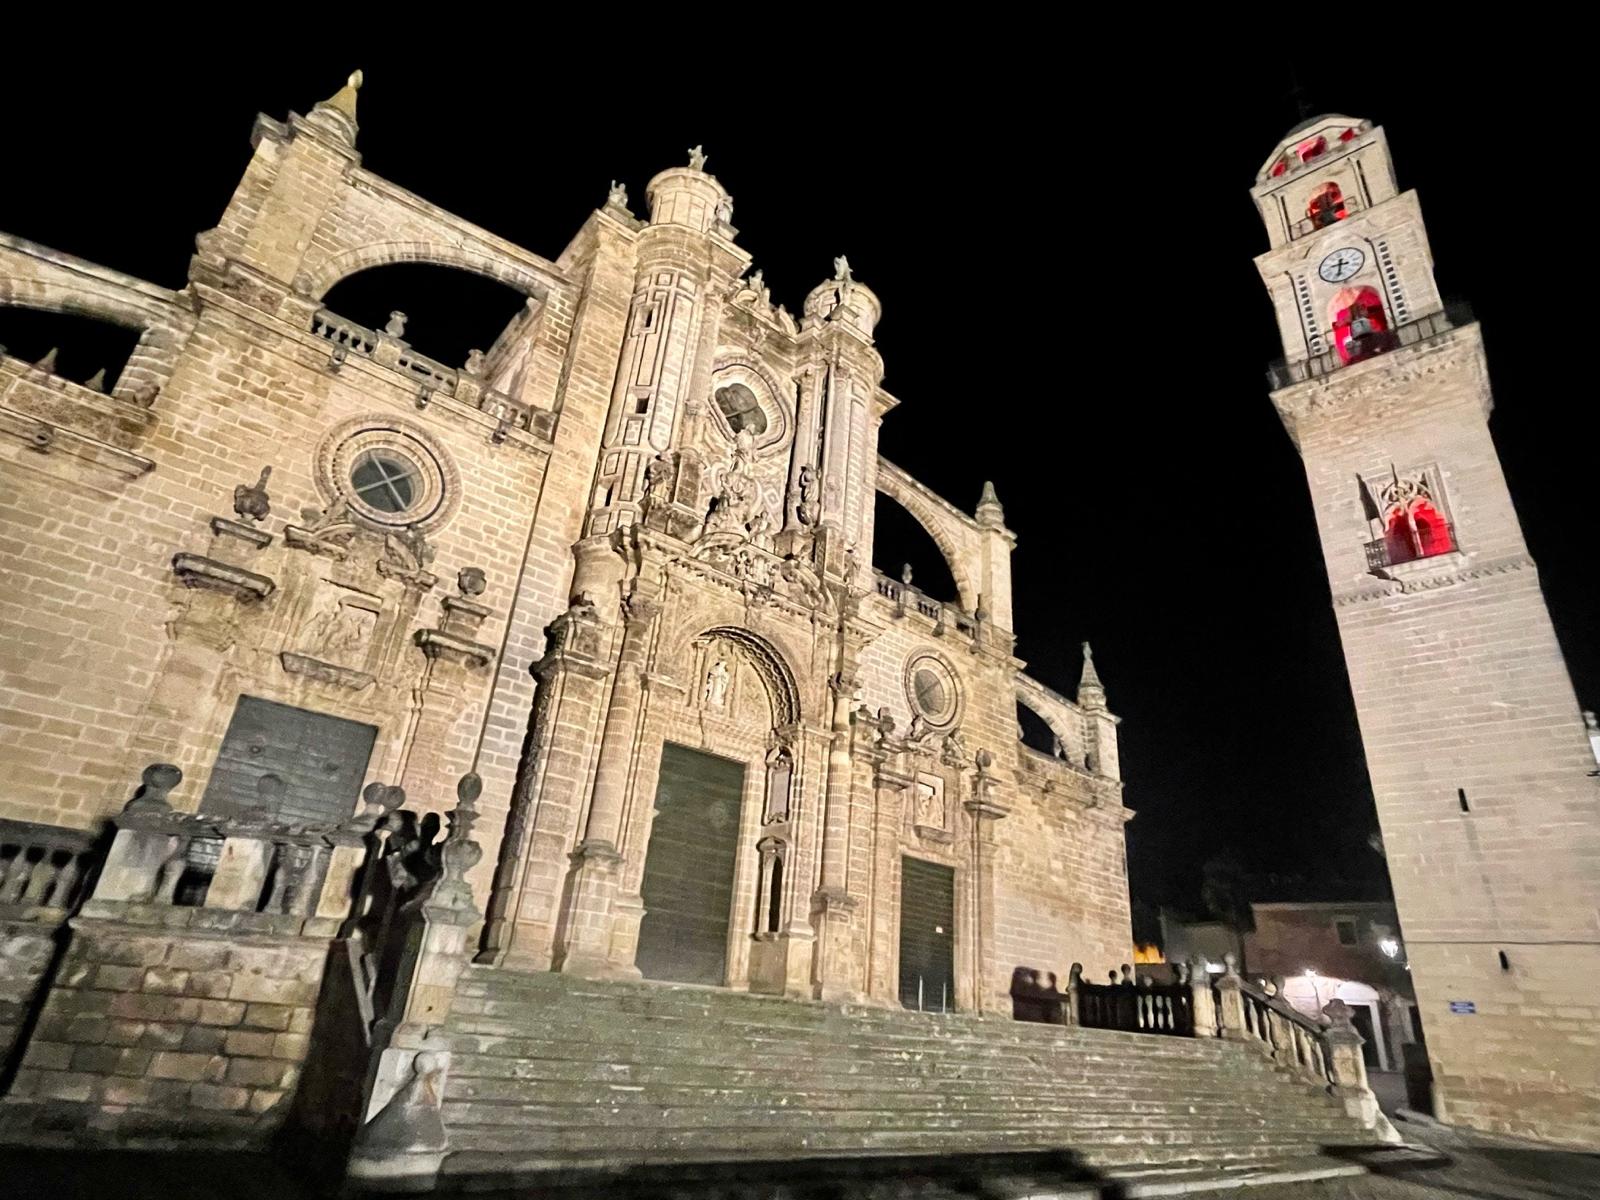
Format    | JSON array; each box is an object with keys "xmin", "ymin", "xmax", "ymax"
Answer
[{"xmin": 433, "ymin": 967, "xmax": 1385, "ymax": 1191}]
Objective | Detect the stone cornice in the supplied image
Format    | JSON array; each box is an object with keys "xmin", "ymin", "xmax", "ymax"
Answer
[{"xmin": 1333, "ymin": 553, "xmax": 1535, "ymax": 607}]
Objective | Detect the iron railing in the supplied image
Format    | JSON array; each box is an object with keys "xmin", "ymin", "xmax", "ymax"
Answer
[{"xmin": 1267, "ymin": 303, "xmax": 1474, "ymax": 391}]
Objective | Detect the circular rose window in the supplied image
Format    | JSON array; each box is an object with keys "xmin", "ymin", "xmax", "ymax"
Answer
[
  {"xmin": 316, "ymin": 416, "xmax": 459, "ymax": 531},
  {"xmin": 904, "ymin": 653, "xmax": 960, "ymax": 728}
]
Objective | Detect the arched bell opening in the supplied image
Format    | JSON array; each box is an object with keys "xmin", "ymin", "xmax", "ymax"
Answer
[{"xmin": 1330, "ymin": 286, "xmax": 1393, "ymax": 364}]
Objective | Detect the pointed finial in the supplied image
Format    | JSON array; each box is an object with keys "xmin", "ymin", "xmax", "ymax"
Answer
[
  {"xmin": 687, "ymin": 145, "xmax": 707, "ymax": 171},
  {"xmin": 35, "ymin": 347, "xmax": 59, "ymax": 372},
  {"xmin": 85, "ymin": 368, "xmax": 107, "ymax": 392},
  {"xmin": 1078, "ymin": 642, "xmax": 1106, "ymax": 710},
  {"xmin": 308, "ymin": 70, "xmax": 363, "ymax": 146},
  {"xmin": 975, "ymin": 480, "xmax": 1004, "ymax": 527},
  {"xmin": 324, "ymin": 69, "xmax": 363, "ymax": 120}
]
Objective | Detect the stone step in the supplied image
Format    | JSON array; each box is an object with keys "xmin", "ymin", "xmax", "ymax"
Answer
[
  {"xmin": 443, "ymin": 1032, "xmax": 1283, "ymax": 1083},
  {"xmin": 447, "ymin": 1004, "xmax": 1237, "ymax": 1064},
  {"xmin": 443, "ymin": 1081, "xmax": 1346, "ymax": 1121},
  {"xmin": 443, "ymin": 1074, "xmax": 1346, "ymax": 1115},
  {"xmin": 453, "ymin": 979, "xmax": 1227, "ymax": 1051},
  {"xmin": 443, "ymin": 1123, "xmax": 1338, "ymax": 1164},
  {"xmin": 442, "ymin": 1053, "xmax": 1312, "ymax": 1096},
  {"xmin": 441, "ymin": 1100, "xmax": 1356, "ymax": 1139},
  {"xmin": 436, "ymin": 967, "xmax": 1380, "ymax": 1184},
  {"xmin": 444, "ymin": 1013, "xmax": 1263, "ymax": 1063}
]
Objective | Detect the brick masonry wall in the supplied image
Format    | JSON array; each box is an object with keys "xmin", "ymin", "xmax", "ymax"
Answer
[
  {"xmin": 1, "ymin": 909, "xmax": 332, "ymax": 1145},
  {"xmin": 0, "ymin": 920, "xmax": 57, "ymax": 1072},
  {"xmin": 1279, "ymin": 326, "xmax": 1600, "ymax": 1145}
]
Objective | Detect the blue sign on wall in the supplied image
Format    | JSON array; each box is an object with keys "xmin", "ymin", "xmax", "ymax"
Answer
[{"xmin": 1448, "ymin": 1000, "xmax": 1477, "ymax": 1015}]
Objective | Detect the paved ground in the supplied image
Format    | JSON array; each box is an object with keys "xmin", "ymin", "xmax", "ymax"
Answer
[{"xmin": 0, "ymin": 1114, "xmax": 1595, "ymax": 1198}]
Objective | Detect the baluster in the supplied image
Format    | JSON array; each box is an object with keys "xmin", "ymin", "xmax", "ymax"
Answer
[
  {"xmin": 21, "ymin": 850, "xmax": 58, "ymax": 903},
  {"xmin": 0, "ymin": 848, "xmax": 31, "ymax": 903},
  {"xmin": 51, "ymin": 853, "xmax": 83, "ymax": 908}
]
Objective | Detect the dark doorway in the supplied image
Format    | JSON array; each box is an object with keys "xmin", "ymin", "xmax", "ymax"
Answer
[
  {"xmin": 203, "ymin": 695, "xmax": 377, "ymax": 825},
  {"xmin": 899, "ymin": 857, "xmax": 956, "ymax": 1012},
  {"xmin": 636, "ymin": 743, "xmax": 745, "ymax": 986},
  {"xmin": 1350, "ymin": 1003, "xmax": 1382, "ymax": 1070}
]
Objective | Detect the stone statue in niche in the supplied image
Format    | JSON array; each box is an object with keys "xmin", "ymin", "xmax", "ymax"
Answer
[
  {"xmin": 915, "ymin": 777, "xmax": 944, "ymax": 828},
  {"xmin": 704, "ymin": 428, "xmax": 763, "ymax": 537},
  {"xmin": 715, "ymin": 195, "xmax": 733, "ymax": 225},
  {"xmin": 704, "ymin": 659, "xmax": 731, "ymax": 709},
  {"xmin": 796, "ymin": 464, "xmax": 820, "ymax": 527},
  {"xmin": 748, "ymin": 506, "xmax": 776, "ymax": 551},
  {"xmin": 843, "ymin": 545, "xmax": 863, "ymax": 594},
  {"xmin": 233, "ymin": 467, "xmax": 272, "ymax": 525},
  {"xmin": 641, "ymin": 452, "xmax": 675, "ymax": 520}
]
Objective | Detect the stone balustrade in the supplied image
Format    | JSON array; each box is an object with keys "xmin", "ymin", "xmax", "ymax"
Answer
[
  {"xmin": 871, "ymin": 569, "xmax": 978, "ymax": 639},
  {"xmin": 90, "ymin": 765, "xmax": 368, "ymax": 931},
  {"xmin": 0, "ymin": 819, "xmax": 99, "ymax": 912},
  {"xmin": 1007, "ymin": 953, "xmax": 1397, "ymax": 1142},
  {"xmin": 310, "ymin": 309, "xmax": 547, "ymax": 441}
]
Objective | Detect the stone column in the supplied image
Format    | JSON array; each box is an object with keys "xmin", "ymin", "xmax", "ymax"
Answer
[
  {"xmin": 962, "ymin": 751, "xmax": 1010, "ymax": 1016},
  {"xmin": 553, "ymin": 591, "xmax": 660, "ymax": 979},
  {"xmin": 811, "ymin": 671, "xmax": 862, "ymax": 1002},
  {"xmin": 477, "ymin": 604, "xmax": 611, "ymax": 969},
  {"xmin": 1188, "ymin": 956, "xmax": 1217, "ymax": 1037},
  {"xmin": 1214, "ymin": 953, "xmax": 1248, "ymax": 1039},
  {"xmin": 349, "ymin": 774, "xmax": 484, "ymax": 1186},
  {"xmin": 1322, "ymin": 999, "xmax": 1401, "ymax": 1141},
  {"xmin": 865, "ymin": 758, "xmax": 912, "ymax": 1005}
]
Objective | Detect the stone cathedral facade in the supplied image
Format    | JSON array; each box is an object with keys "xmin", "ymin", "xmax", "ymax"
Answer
[
  {"xmin": 1256, "ymin": 115, "xmax": 1600, "ymax": 1145},
  {"xmin": 0, "ymin": 73, "xmax": 1131, "ymax": 1027}
]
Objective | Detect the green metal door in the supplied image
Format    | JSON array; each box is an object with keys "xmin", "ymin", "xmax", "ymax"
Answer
[
  {"xmin": 636, "ymin": 743, "xmax": 745, "ymax": 986},
  {"xmin": 899, "ymin": 857, "xmax": 956, "ymax": 1012}
]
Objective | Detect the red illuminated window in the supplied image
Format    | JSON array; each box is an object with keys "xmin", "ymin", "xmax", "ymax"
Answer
[
  {"xmin": 1383, "ymin": 499, "xmax": 1455, "ymax": 565},
  {"xmin": 1297, "ymin": 135, "xmax": 1328, "ymax": 163},
  {"xmin": 1307, "ymin": 182, "xmax": 1348, "ymax": 229},
  {"xmin": 1331, "ymin": 287, "xmax": 1393, "ymax": 363},
  {"xmin": 1339, "ymin": 127, "xmax": 1358, "ymax": 142},
  {"xmin": 1271, "ymin": 158, "xmax": 1288, "ymax": 177}
]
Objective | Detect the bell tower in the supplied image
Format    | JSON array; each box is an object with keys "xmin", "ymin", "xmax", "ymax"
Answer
[{"xmin": 1255, "ymin": 115, "xmax": 1600, "ymax": 1146}]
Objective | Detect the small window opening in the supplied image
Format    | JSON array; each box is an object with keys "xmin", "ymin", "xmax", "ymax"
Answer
[
  {"xmin": 1498, "ymin": 950, "xmax": 1511, "ymax": 971},
  {"xmin": 1383, "ymin": 498, "xmax": 1455, "ymax": 566},
  {"xmin": 766, "ymin": 855, "xmax": 784, "ymax": 934},
  {"xmin": 1335, "ymin": 919, "xmax": 1358, "ymax": 946},
  {"xmin": 1307, "ymin": 182, "xmax": 1348, "ymax": 229},
  {"xmin": 714, "ymin": 383, "xmax": 767, "ymax": 435},
  {"xmin": 1331, "ymin": 286, "xmax": 1393, "ymax": 364},
  {"xmin": 1298, "ymin": 135, "xmax": 1328, "ymax": 163},
  {"xmin": 1458, "ymin": 788, "xmax": 1471, "ymax": 813},
  {"xmin": 351, "ymin": 451, "xmax": 421, "ymax": 515}
]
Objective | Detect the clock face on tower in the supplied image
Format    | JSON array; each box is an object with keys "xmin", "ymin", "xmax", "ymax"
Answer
[{"xmin": 1318, "ymin": 247, "xmax": 1366, "ymax": 283}]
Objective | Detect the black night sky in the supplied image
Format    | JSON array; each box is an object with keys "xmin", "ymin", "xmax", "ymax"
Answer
[{"xmin": 4, "ymin": 41, "xmax": 1595, "ymax": 932}]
